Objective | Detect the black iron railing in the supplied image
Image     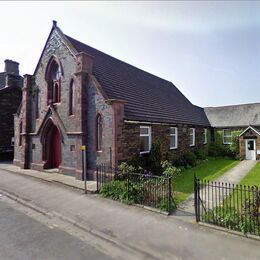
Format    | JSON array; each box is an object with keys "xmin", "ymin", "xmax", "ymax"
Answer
[
  {"xmin": 96, "ymin": 163, "xmax": 173, "ymax": 213},
  {"xmin": 194, "ymin": 176, "xmax": 260, "ymax": 236}
]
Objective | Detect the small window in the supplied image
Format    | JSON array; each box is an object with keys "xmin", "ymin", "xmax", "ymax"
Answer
[
  {"xmin": 203, "ymin": 129, "xmax": 207, "ymax": 144},
  {"xmin": 19, "ymin": 122, "xmax": 22, "ymax": 146},
  {"xmin": 140, "ymin": 126, "xmax": 151, "ymax": 154},
  {"xmin": 69, "ymin": 80, "xmax": 74, "ymax": 115},
  {"xmin": 223, "ymin": 129, "xmax": 232, "ymax": 144},
  {"xmin": 189, "ymin": 128, "xmax": 195, "ymax": 146},
  {"xmin": 11, "ymin": 137, "xmax": 14, "ymax": 146},
  {"xmin": 170, "ymin": 127, "xmax": 178, "ymax": 149},
  {"xmin": 96, "ymin": 114, "xmax": 102, "ymax": 151},
  {"xmin": 70, "ymin": 145, "xmax": 76, "ymax": 152}
]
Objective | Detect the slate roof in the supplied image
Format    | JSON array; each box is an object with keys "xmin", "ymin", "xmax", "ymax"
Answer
[
  {"xmin": 204, "ymin": 103, "xmax": 260, "ymax": 128},
  {"xmin": 65, "ymin": 34, "xmax": 210, "ymax": 126}
]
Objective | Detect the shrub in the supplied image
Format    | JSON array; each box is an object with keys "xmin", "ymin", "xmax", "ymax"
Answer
[
  {"xmin": 229, "ymin": 131, "xmax": 241, "ymax": 158},
  {"xmin": 183, "ymin": 151, "xmax": 197, "ymax": 167},
  {"xmin": 194, "ymin": 148, "xmax": 207, "ymax": 160},
  {"xmin": 148, "ymin": 140, "xmax": 163, "ymax": 173}
]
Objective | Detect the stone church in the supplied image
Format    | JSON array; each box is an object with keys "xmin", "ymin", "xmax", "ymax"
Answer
[{"xmin": 14, "ymin": 21, "xmax": 211, "ymax": 180}]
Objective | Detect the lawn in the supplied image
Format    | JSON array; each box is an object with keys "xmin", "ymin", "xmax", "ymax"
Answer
[
  {"xmin": 239, "ymin": 162, "xmax": 260, "ymax": 187},
  {"xmin": 173, "ymin": 157, "xmax": 239, "ymax": 205}
]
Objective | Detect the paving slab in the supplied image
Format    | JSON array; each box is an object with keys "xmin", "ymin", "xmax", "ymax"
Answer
[{"xmin": 0, "ymin": 162, "xmax": 97, "ymax": 192}]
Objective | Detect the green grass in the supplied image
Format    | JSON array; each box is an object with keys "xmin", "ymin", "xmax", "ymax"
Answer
[
  {"xmin": 239, "ymin": 162, "xmax": 260, "ymax": 187},
  {"xmin": 173, "ymin": 157, "xmax": 239, "ymax": 204}
]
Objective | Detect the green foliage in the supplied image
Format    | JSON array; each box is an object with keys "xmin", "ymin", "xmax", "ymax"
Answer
[
  {"xmin": 194, "ymin": 148, "xmax": 207, "ymax": 160},
  {"xmin": 229, "ymin": 130, "xmax": 241, "ymax": 158},
  {"xmin": 118, "ymin": 162, "xmax": 135, "ymax": 174},
  {"xmin": 100, "ymin": 160, "xmax": 178, "ymax": 213},
  {"xmin": 100, "ymin": 179, "xmax": 143, "ymax": 204},
  {"xmin": 209, "ymin": 130, "xmax": 242, "ymax": 158},
  {"xmin": 128, "ymin": 140, "xmax": 163, "ymax": 174},
  {"xmin": 149, "ymin": 140, "xmax": 163, "ymax": 173},
  {"xmin": 204, "ymin": 205, "xmax": 260, "ymax": 235},
  {"xmin": 183, "ymin": 151, "xmax": 197, "ymax": 167},
  {"xmin": 240, "ymin": 163, "xmax": 260, "ymax": 187},
  {"xmin": 158, "ymin": 197, "xmax": 176, "ymax": 212},
  {"xmin": 161, "ymin": 160, "xmax": 181, "ymax": 179}
]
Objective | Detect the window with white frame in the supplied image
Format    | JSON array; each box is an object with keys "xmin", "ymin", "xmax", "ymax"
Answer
[
  {"xmin": 140, "ymin": 126, "xmax": 151, "ymax": 154},
  {"xmin": 223, "ymin": 129, "xmax": 232, "ymax": 144},
  {"xmin": 170, "ymin": 127, "xmax": 178, "ymax": 149},
  {"xmin": 203, "ymin": 129, "xmax": 207, "ymax": 144},
  {"xmin": 189, "ymin": 128, "xmax": 195, "ymax": 146}
]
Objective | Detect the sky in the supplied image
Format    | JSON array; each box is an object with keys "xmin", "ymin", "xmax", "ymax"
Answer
[{"xmin": 0, "ymin": 1, "xmax": 259, "ymax": 107}]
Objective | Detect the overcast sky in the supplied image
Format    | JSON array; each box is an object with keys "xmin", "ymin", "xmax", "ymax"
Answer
[{"xmin": 0, "ymin": 1, "xmax": 259, "ymax": 107}]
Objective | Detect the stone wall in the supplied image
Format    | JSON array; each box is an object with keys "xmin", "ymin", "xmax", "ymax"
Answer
[
  {"xmin": 120, "ymin": 121, "xmax": 208, "ymax": 163},
  {"xmin": 86, "ymin": 76, "xmax": 114, "ymax": 178},
  {"xmin": 0, "ymin": 86, "xmax": 22, "ymax": 157}
]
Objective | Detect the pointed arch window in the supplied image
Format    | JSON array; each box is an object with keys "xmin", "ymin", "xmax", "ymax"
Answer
[
  {"xmin": 47, "ymin": 60, "xmax": 62, "ymax": 104},
  {"xmin": 96, "ymin": 114, "xmax": 102, "ymax": 151},
  {"xmin": 69, "ymin": 79, "xmax": 74, "ymax": 115},
  {"xmin": 35, "ymin": 89, "xmax": 40, "ymax": 119},
  {"xmin": 19, "ymin": 122, "xmax": 23, "ymax": 146}
]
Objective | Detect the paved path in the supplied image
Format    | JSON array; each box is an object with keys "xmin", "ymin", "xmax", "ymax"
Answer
[
  {"xmin": 0, "ymin": 161, "xmax": 97, "ymax": 192},
  {"xmin": 175, "ymin": 160, "xmax": 257, "ymax": 219},
  {"xmin": 0, "ymin": 168, "xmax": 259, "ymax": 260}
]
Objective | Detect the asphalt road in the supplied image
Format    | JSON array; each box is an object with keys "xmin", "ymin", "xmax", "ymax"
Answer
[
  {"xmin": 0, "ymin": 167, "xmax": 260, "ymax": 260},
  {"xmin": 0, "ymin": 199, "xmax": 113, "ymax": 260}
]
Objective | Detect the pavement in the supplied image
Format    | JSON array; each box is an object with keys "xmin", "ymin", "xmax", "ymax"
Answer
[
  {"xmin": 0, "ymin": 165, "xmax": 259, "ymax": 260},
  {"xmin": 175, "ymin": 160, "xmax": 257, "ymax": 219},
  {"xmin": 0, "ymin": 161, "xmax": 97, "ymax": 192}
]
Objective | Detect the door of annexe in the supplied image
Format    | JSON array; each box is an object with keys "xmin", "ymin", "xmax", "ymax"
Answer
[{"xmin": 245, "ymin": 139, "xmax": 256, "ymax": 160}]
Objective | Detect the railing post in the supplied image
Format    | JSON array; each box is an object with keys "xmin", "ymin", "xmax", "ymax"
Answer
[
  {"xmin": 127, "ymin": 172, "xmax": 129, "ymax": 201},
  {"xmin": 194, "ymin": 174, "xmax": 199, "ymax": 222},
  {"xmin": 96, "ymin": 165, "xmax": 99, "ymax": 192},
  {"xmin": 168, "ymin": 176, "xmax": 172, "ymax": 213},
  {"xmin": 197, "ymin": 178, "xmax": 200, "ymax": 222}
]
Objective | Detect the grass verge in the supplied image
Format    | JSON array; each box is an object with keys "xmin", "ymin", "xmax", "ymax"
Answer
[{"xmin": 173, "ymin": 157, "xmax": 239, "ymax": 205}]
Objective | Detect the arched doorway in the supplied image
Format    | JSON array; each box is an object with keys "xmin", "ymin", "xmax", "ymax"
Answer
[
  {"xmin": 42, "ymin": 121, "xmax": 62, "ymax": 169},
  {"xmin": 50, "ymin": 126, "xmax": 61, "ymax": 168}
]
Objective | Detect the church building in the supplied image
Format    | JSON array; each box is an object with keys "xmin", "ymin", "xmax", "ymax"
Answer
[{"xmin": 13, "ymin": 21, "xmax": 211, "ymax": 179}]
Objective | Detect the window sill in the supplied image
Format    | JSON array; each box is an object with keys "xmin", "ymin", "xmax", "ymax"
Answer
[
  {"xmin": 223, "ymin": 142, "xmax": 231, "ymax": 145},
  {"xmin": 140, "ymin": 151, "xmax": 150, "ymax": 155}
]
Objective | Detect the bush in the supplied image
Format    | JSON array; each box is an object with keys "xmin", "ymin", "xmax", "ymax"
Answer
[
  {"xmin": 128, "ymin": 140, "xmax": 163, "ymax": 174},
  {"xmin": 183, "ymin": 151, "xmax": 197, "ymax": 167},
  {"xmin": 194, "ymin": 148, "xmax": 207, "ymax": 160},
  {"xmin": 229, "ymin": 131, "xmax": 241, "ymax": 158},
  {"xmin": 100, "ymin": 179, "xmax": 144, "ymax": 204}
]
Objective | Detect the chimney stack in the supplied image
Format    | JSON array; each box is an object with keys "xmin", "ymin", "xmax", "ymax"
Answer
[{"xmin": 4, "ymin": 59, "xmax": 19, "ymax": 76}]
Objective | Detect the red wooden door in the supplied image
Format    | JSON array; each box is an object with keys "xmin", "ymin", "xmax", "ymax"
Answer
[{"xmin": 51, "ymin": 127, "xmax": 61, "ymax": 168}]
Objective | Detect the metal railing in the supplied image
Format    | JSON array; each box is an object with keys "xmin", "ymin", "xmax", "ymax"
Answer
[
  {"xmin": 194, "ymin": 176, "xmax": 260, "ymax": 236},
  {"xmin": 96, "ymin": 163, "xmax": 173, "ymax": 213}
]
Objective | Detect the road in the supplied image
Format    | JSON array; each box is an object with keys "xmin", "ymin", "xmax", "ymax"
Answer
[
  {"xmin": 0, "ymin": 197, "xmax": 113, "ymax": 260},
  {"xmin": 0, "ymin": 167, "xmax": 259, "ymax": 260}
]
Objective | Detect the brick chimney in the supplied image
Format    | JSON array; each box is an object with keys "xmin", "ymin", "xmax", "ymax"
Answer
[{"xmin": 4, "ymin": 59, "xmax": 19, "ymax": 76}]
